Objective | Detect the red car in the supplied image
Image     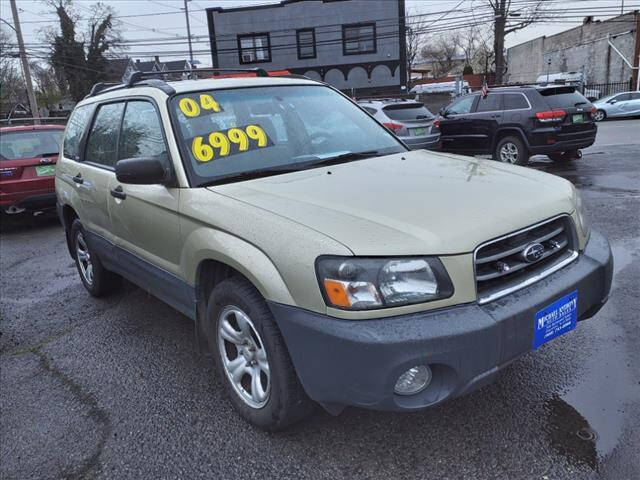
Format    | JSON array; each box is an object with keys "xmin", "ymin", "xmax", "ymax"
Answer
[{"xmin": 0, "ymin": 124, "xmax": 65, "ymax": 215}]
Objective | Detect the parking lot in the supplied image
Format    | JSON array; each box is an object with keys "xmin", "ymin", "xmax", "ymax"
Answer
[{"xmin": 1, "ymin": 119, "xmax": 638, "ymax": 480}]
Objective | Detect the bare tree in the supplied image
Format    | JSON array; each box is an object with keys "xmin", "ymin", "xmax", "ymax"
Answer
[
  {"xmin": 486, "ymin": 0, "xmax": 550, "ymax": 84},
  {"xmin": 405, "ymin": 8, "xmax": 428, "ymax": 86},
  {"xmin": 0, "ymin": 26, "xmax": 26, "ymax": 114},
  {"xmin": 420, "ymin": 35, "xmax": 460, "ymax": 78}
]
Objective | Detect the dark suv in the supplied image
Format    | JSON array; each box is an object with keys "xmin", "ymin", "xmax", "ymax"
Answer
[{"xmin": 434, "ymin": 86, "xmax": 597, "ymax": 165}]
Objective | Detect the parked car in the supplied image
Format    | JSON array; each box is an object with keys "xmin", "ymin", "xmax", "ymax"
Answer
[
  {"xmin": 1, "ymin": 124, "xmax": 65, "ymax": 215},
  {"xmin": 56, "ymin": 72, "xmax": 612, "ymax": 430},
  {"xmin": 434, "ymin": 85, "xmax": 597, "ymax": 164},
  {"xmin": 592, "ymin": 91, "xmax": 640, "ymax": 121},
  {"xmin": 358, "ymin": 98, "xmax": 439, "ymax": 150}
]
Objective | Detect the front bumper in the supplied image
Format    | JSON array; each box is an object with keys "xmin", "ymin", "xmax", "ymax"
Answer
[{"xmin": 269, "ymin": 230, "xmax": 612, "ymax": 414}]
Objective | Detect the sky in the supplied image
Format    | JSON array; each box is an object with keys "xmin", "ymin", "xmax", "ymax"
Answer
[{"xmin": 0, "ymin": 0, "xmax": 635, "ymax": 68}]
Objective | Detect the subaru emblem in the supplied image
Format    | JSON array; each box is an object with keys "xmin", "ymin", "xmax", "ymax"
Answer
[{"xmin": 522, "ymin": 242, "xmax": 545, "ymax": 263}]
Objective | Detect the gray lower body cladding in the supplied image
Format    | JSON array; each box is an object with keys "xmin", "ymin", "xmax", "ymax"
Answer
[{"xmin": 268, "ymin": 230, "xmax": 613, "ymax": 414}]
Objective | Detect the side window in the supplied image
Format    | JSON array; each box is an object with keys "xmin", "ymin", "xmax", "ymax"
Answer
[
  {"xmin": 85, "ymin": 102, "xmax": 125, "ymax": 168},
  {"xmin": 63, "ymin": 105, "xmax": 92, "ymax": 161},
  {"xmin": 503, "ymin": 94, "xmax": 529, "ymax": 110},
  {"xmin": 362, "ymin": 106, "xmax": 377, "ymax": 115},
  {"xmin": 630, "ymin": 93, "xmax": 640, "ymax": 100},
  {"xmin": 476, "ymin": 94, "xmax": 502, "ymax": 112},
  {"xmin": 118, "ymin": 101, "xmax": 167, "ymax": 160},
  {"xmin": 613, "ymin": 93, "xmax": 631, "ymax": 102},
  {"xmin": 447, "ymin": 96, "xmax": 476, "ymax": 115}
]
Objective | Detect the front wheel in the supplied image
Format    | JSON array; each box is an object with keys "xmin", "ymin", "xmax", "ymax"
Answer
[
  {"xmin": 495, "ymin": 136, "xmax": 529, "ymax": 165},
  {"xmin": 593, "ymin": 109, "xmax": 606, "ymax": 122},
  {"xmin": 208, "ymin": 277, "xmax": 313, "ymax": 430}
]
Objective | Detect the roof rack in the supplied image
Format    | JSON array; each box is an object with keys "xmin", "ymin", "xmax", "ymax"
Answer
[{"xmin": 85, "ymin": 67, "xmax": 271, "ymax": 99}]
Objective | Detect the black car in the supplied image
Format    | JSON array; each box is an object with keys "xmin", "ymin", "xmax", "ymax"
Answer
[{"xmin": 433, "ymin": 86, "xmax": 597, "ymax": 165}]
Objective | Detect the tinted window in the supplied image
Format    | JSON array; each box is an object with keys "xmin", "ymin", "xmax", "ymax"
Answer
[
  {"xmin": 447, "ymin": 96, "xmax": 475, "ymax": 115},
  {"xmin": 361, "ymin": 106, "xmax": 377, "ymax": 115},
  {"xmin": 383, "ymin": 104, "xmax": 433, "ymax": 121},
  {"xmin": 171, "ymin": 85, "xmax": 404, "ymax": 186},
  {"xmin": 503, "ymin": 94, "xmax": 529, "ymax": 110},
  {"xmin": 0, "ymin": 130, "xmax": 62, "ymax": 161},
  {"xmin": 539, "ymin": 87, "xmax": 590, "ymax": 108},
  {"xmin": 630, "ymin": 92, "xmax": 640, "ymax": 100},
  {"xmin": 85, "ymin": 103, "xmax": 125, "ymax": 167},
  {"xmin": 63, "ymin": 105, "xmax": 92, "ymax": 160},
  {"xmin": 118, "ymin": 101, "xmax": 166, "ymax": 161},
  {"xmin": 476, "ymin": 94, "xmax": 502, "ymax": 112},
  {"xmin": 613, "ymin": 93, "xmax": 631, "ymax": 101}
]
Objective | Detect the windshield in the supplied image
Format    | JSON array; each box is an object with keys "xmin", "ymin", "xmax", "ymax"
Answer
[
  {"xmin": 170, "ymin": 85, "xmax": 406, "ymax": 186},
  {"xmin": 0, "ymin": 129, "xmax": 63, "ymax": 161}
]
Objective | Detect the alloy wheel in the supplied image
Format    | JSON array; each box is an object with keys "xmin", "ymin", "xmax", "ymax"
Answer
[
  {"xmin": 217, "ymin": 306, "xmax": 271, "ymax": 409},
  {"xmin": 499, "ymin": 142, "xmax": 519, "ymax": 164},
  {"xmin": 76, "ymin": 233, "xmax": 93, "ymax": 285},
  {"xmin": 594, "ymin": 110, "xmax": 605, "ymax": 122}
]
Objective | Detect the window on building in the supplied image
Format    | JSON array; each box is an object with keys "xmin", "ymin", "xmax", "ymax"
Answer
[
  {"xmin": 503, "ymin": 93, "xmax": 529, "ymax": 110},
  {"xmin": 342, "ymin": 23, "xmax": 376, "ymax": 55},
  {"xmin": 237, "ymin": 33, "xmax": 271, "ymax": 64},
  {"xmin": 85, "ymin": 102, "xmax": 125, "ymax": 168},
  {"xmin": 296, "ymin": 28, "xmax": 316, "ymax": 60},
  {"xmin": 118, "ymin": 101, "xmax": 167, "ymax": 161}
]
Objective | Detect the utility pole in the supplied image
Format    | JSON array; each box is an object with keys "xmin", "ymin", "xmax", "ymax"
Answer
[
  {"xmin": 183, "ymin": 0, "xmax": 194, "ymax": 64},
  {"xmin": 9, "ymin": 0, "xmax": 39, "ymax": 124}
]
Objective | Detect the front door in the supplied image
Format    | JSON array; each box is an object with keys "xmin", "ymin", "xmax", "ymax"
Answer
[
  {"xmin": 107, "ymin": 100, "xmax": 182, "ymax": 276},
  {"xmin": 469, "ymin": 93, "xmax": 504, "ymax": 153},
  {"xmin": 439, "ymin": 95, "xmax": 478, "ymax": 153}
]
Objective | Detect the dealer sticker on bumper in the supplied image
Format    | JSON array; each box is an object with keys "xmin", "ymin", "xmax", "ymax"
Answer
[{"xmin": 533, "ymin": 290, "xmax": 578, "ymax": 349}]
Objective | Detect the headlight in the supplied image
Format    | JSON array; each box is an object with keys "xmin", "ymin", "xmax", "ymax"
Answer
[
  {"xmin": 575, "ymin": 189, "xmax": 590, "ymax": 240},
  {"xmin": 316, "ymin": 256, "xmax": 454, "ymax": 310}
]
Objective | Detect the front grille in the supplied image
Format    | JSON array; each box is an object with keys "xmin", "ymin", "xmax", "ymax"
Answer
[{"xmin": 474, "ymin": 216, "xmax": 578, "ymax": 304}]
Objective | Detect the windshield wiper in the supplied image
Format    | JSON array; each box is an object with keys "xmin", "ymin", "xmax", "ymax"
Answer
[{"xmin": 200, "ymin": 150, "xmax": 385, "ymax": 187}]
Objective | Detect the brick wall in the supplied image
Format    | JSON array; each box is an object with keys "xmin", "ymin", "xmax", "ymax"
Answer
[{"xmin": 507, "ymin": 12, "xmax": 638, "ymax": 84}]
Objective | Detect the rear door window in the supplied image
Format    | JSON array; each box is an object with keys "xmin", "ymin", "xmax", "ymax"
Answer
[
  {"xmin": 539, "ymin": 87, "xmax": 590, "ymax": 109},
  {"xmin": 85, "ymin": 102, "xmax": 125, "ymax": 168},
  {"xmin": 475, "ymin": 94, "xmax": 503, "ymax": 112},
  {"xmin": 0, "ymin": 130, "xmax": 62, "ymax": 161},
  {"xmin": 630, "ymin": 92, "xmax": 640, "ymax": 100},
  {"xmin": 383, "ymin": 104, "xmax": 433, "ymax": 121},
  {"xmin": 63, "ymin": 104, "xmax": 93, "ymax": 161},
  {"xmin": 503, "ymin": 94, "xmax": 529, "ymax": 110}
]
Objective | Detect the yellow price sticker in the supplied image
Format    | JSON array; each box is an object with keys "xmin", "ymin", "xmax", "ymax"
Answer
[
  {"xmin": 178, "ymin": 94, "xmax": 223, "ymax": 118},
  {"xmin": 191, "ymin": 124, "xmax": 272, "ymax": 163}
]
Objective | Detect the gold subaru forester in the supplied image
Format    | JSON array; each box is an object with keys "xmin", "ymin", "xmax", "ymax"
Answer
[{"xmin": 56, "ymin": 72, "xmax": 613, "ymax": 430}]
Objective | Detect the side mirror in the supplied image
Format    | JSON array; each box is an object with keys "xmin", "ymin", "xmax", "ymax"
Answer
[
  {"xmin": 115, "ymin": 157, "xmax": 168, "ymax": 185},
  {"xmin": 609, "ymin": 99, "xmax": 618, "ymax": 104},
  {"xmin": 439, "ymin": 107, "xmax": 448, "ymax": 117}
]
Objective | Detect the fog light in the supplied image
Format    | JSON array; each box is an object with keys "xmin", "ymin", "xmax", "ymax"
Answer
[{"xmin": 394, "ymin": 365, "xmax": 432, "ymax": 396}]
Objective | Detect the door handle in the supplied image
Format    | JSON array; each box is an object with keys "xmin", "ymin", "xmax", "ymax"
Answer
[
  {"xmin": 72, "ymin": 173, "xmax": 83, "ymax": 184},
  {"xmin": 110, "ymin": 185, "xmax": 126, "ymax": 200}
]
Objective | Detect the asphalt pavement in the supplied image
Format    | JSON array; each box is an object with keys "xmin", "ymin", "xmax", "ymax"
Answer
[{"xmin": 1, "ymin": 119, "xmax": 639, "ymax": 480}]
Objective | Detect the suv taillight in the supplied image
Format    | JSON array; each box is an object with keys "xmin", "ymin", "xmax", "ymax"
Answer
[
  {"xmin": 383, "ymin": 122, "xmax": 404, "ymax": 132},
  {"xmin": 432, "ymin": 119, "xmax": 441, "ymax": 129},
  {"xmin": 535, "ymin": 109, "xmax": 566, "ymax": 122}
]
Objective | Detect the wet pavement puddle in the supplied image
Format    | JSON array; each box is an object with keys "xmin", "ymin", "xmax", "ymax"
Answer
[{"xmin": 546, "ymin": 241, "xmax": 639, "ymax": 470}]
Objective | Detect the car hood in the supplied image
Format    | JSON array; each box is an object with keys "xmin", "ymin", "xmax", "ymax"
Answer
[{"xmin": 209, "ymin": 150, "xmax": 575, "ymax": 255}]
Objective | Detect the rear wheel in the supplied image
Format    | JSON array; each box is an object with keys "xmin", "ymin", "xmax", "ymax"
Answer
[
  {"xmin": 495, "ymin": 136, "xmax": 529, "ymax": 165},
  {"xmin": 70, "ymin": 219, "xmax": 121, "ymax": 296},
  {"xmin": 593, "ymin": 109, "xmax": 606, "ymax": 122},
  {"xmin": 208, "ymin": 277, "xmax": 313, "ymax": 430}
]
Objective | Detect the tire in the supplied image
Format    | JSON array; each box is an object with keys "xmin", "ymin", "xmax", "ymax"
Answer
[
  {"xmin": 495, "ymin": 136, "xmax": 529, "ymax": 165},
  {"xmin": 593, "ymin": 109, "xmax": 606, "ymax": 122},
  {"xmin": 208, "ymin": 277, "xmax": 313, "ymax": 430},
  {"xmin": 70, "ymin": 219, "xmax": 121, "ymax": 297}
]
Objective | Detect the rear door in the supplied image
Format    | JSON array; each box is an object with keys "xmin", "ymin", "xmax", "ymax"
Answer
[
  {"xmin": 468, "ymin": 93, "xmax": 503, "ymax": 153},
  {"xmin": 438, "ymin": 95, "xmax": 478, "ymax": 153},
  {"xmin": 77, "ymin": 101, "xmax": 125, "ymax": 243},
  {"xmin": 620, "ymin": 92, "xmax": 640, "ymax": 115},
  {"xmin": 538, "ymin": 86, "xmax": 595, "ymax": 137}
]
